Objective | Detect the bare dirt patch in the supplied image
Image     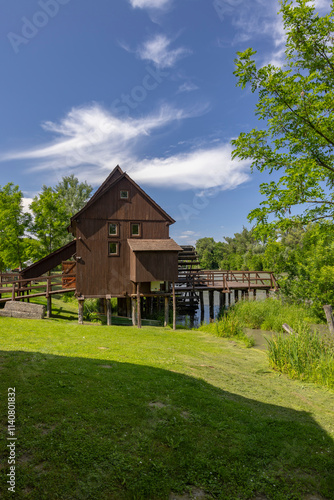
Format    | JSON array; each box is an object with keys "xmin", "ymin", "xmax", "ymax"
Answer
[
  {"xmin": 149, "ymin": 401, "xmax": 167, "ymax": 409},
  {"xmin": 169, "ymin": 488, "xmax": 208, "ymax": 499}
]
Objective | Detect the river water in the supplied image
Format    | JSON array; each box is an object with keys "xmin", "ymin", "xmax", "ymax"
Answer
[{"xmin": 177, "ymin": 289, "xmax": 271, "ymax": 328}]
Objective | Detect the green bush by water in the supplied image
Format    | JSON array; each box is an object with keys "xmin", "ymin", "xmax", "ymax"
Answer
[
  {"xmin": 229, "ymin": 298, "xmax": 320, "ymax": 332},
  {"xmin": 267, "ymin": 324, "xmax": 334, "ymax": 390},
  {"xmin": 199, "ymin": 312, "xmax": 254, "ymax": 347}
]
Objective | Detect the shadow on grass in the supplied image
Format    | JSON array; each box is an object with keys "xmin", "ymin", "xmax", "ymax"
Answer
[{"xmin": 0, "ymin": 350, "xmax": 333, "ymax": 500}]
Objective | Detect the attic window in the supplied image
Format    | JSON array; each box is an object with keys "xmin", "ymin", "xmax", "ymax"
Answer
[
  {"xmin": 120, "ymin": 190, "xmax": 129, "ymax": 199},
  {"xmin": 109, "ymin": 223, "xmax": 118, "ymax": 236},
  {"xmin": 131, "ymin": 223, "xmax": 141, "ymax": 237}
]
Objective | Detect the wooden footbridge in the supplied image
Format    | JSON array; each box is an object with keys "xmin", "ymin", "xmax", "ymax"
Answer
[{"xmin": 176, "ymin": 246, "xmax": 278, "ymax": 316}]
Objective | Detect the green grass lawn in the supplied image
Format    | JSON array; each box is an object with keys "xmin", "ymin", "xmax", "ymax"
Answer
[{"xmin": 0, "ymin": 301, "xmax": 334, "ymax": 499}]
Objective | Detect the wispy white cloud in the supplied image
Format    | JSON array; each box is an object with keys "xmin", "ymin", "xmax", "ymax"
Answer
[
  {"xmin": 131, "ymin": 144, "xmax": 250, "ymax": 191},
  {"xmin": 137, "ymin": 34, "xmax": 191, "ymax": 68},
  {"xmin": 22, "ymin": 197, "xmax": 34, "ymax": 214},
  {"xmin": 0, "ymin": 103, "xmax": 250, "ymax": 193},
  {"xmin": 177, "ymin": 82, "xmax": 199, "ymax": 93},
  {"xmin": 129, "ymin": 0, "xmax": 171, "ymax": 9},
  {"xmin": 222, "ymin": 0, "xmax": 331, "ymax": 67}
]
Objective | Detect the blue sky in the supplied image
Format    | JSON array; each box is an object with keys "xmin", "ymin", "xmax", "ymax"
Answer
[{"xmin": 0, "ymin": 0, "xmax": 330, "ymax": 245}]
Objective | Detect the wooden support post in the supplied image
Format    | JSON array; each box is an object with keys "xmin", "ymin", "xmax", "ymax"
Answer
[
  {"xmin": 106, "ymin": 299, "xmax": 112, "ymax": 326},
  {"xmin": 46, "ymin": 277, "xmax": 52, "ymax": 318},
  {"xmin": 46, "ymin": 296, "xmax": 52, "ymax": 318},
  {"xmin": 266, "ymin": 289, "xmax": 270, "ymax": 299},
  {"xmin": 137, "ymin": 283, "xmax": 142, "ymax": 329},
  {"xmin": 172, "ymin": 281, "xmax": 176, "ymax": 331},
  {"xmin": 219, "ymin": 292, "xmax": 224, "ymax": 311},
  {"xmin": 126, "ymin": 297, "xmax": 131, "ymax": 318},
  {"xmin": 241, "ymin": 290, "xmax": 245, "ymax": 300},
  {"xmin": 253, "ymin": 289, "xmax": 257, "ymax": 301},
  {"xmin": 164, "ymin": 296, "xmax": 169, "ymax": 327},
  {"xmin": 131, "ymin": 298, "xmax": 137, "ymax": 326},
  {"xmin": 234, "ymin": 289, "xmax": 238, "ymax": 304},
  {"xmin": 323, "ymin": 305, "xmax": 334, "ymax": 335},
  {"xmin": 12, "ymin": 283, "xmax": 15, "ymax": 301},
  {"xmin": 78, "ymin": 299, "xmax": 84, "ymax": 325},
  {"xmin": 209, "ymin": 290, "xmax": 214, "ymax": 322},
  {"xmin": 199, "ymin": 291, "xmax": 204, "ymax": 323}
]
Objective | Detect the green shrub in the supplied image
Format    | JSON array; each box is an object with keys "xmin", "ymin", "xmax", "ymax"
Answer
[
  {"xmin": 267, "ymin": 324, "xmax": 334, "ymax": 390},
  {"xmin": 229, "ymin": 298, "xmax": 320, "ymax": 333},
  {"xmin": 199, "ymin": 312, "xmax": 254, "ymax": 347}
]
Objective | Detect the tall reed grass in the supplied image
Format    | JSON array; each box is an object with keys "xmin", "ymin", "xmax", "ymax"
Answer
[
  {"xmin": 230, "ymin": 298, "xmax": 320, "ymax": 332},
  {"xmin": 199, "ymin": 312, "xmax": 254, "ymax": 347},
  {"xmin": 267, "ymin": 324, "xmax": 334, "ymax": 390}
]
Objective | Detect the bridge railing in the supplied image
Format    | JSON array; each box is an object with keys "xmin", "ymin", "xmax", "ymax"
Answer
[{"xmin": 179, "ymin": 270, "xmax": 278, "ymax": 290}]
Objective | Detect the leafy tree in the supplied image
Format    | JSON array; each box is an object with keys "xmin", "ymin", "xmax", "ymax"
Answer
[
  {"xmin": 0, "ymin": 183, "xmax": 31, "ymax": 270},
  {"xmin": 29, "ymin": 176, "xmax": 93, "ymax": 255},
  {"xmin": 55, "ymin": 174, "xmax": 93, "ymax": 218},
  {"xmin": 232, "ymin": 0, "xmax": 334, "ymax": 237},
  {"xmin": 196, "ymin": 238, "xmax": 218, "ymax": 269},
  {"xmin": 29, "ymin": 186, "xmax": 68, "ymax": 257}
]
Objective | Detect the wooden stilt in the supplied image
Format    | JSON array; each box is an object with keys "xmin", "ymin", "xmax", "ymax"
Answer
[
  {"xmin": 132, "ymin": 298, "xmax": 137, "ymax": 326},
  {"xmin": 266, "ymin": 289, "xmax": 270, "ymax": 299},
  {"xmin": 78, "ymin": 299, "xmax": 84, "ymax": 325},
  {"xmin": 209, "ymin": 290, "xmax": 214, "ymax": 322},
  {"xmin": 199, "ymin": 291, "xmax": 204, "ymax": 323},
  {"xmin": 234, "ymin": 290, "xmax": 238, "ymax": 304},
  {"xmin": 137, "ymin": 283, "xmax": 141, "ymax": 329},
  {"xmin": 253, "ymin": 289, "xmax": 257, "ymax": 301},
  {"xmin": 164, "ymin": 296, "xmax": 169, "ymax": 327},
  {"xmin": 172, "ymin": 282, "xmax": 176, "ymax": 331},
  {"xmin": 106, "ymin": 299, "xmax": 112, "ymax": 326},
  {"xmin": 219, "ymin": 292, "xmax": 224, "ymax": 311}
]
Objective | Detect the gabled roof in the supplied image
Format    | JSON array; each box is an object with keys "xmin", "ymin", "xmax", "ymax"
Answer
[
  {"xmin": 128, "ymin": 239, "xmax": 182, "ymax": 252},
  {"xmin": 70, "ymin": 166, "xmax": 175, "ymax": 224}
]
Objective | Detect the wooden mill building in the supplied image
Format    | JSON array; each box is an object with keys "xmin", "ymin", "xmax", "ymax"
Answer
[{"xmin": 21, "ymin": 166, "xmax": 182, "ymax": 327}]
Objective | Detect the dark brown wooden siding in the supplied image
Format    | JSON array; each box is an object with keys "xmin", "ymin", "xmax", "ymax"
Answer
[
  {"xmin": 130, "ymin": 251, "xmax": 179, "ymax": 283},
  {"xmin": 75, "ymin": 179, "xmax": 171, "ymax": 297}
]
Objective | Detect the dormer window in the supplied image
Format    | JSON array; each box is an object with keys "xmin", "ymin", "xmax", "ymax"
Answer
[
  {"xmin": 120, "ymin": 190, "xmax": 129, "ymax": 199},
  {"xmin": 131, "ymin": 223, "xmax": 141, "ymax": 237},
  {"xmin": 109, "ymin": 222, "xmax": 119, "ymax": 236}
]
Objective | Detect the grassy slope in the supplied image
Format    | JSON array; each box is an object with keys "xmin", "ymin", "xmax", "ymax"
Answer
[{"xmin": 0, "ymin": 303, "xmax": 334, "ymax": 500}]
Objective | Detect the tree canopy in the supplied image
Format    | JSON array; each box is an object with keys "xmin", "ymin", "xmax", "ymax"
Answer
[
  {"xmin": 0, "ymin": 183, "xmax": 31, "ymax": 271},
  {"xmin": 0, "ymin": 176, "xmax": 93, "ymax": 269},
  {"xmin": 232, "ymin": 0, "xmax": 334, "ymax": 237}
]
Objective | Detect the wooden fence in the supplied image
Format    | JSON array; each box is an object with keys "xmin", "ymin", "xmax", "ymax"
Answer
[{"xmin": 0, "ymin": 274, "xmax": 76, "ymax": 303}]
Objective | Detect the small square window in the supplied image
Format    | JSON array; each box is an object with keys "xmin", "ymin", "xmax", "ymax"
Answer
[
  {"xmin": 131, "ymin": 223, "xmax": 141, "ymax": 237},
  {"xmin": 120, "ymin": 190, "xmax": 129, "ymax": 199},
  {"xmin": 109, "ymin": 242, "xmax": 119, "ymax": 256},
  {"xmin": 109, "ymin": 223, "xmax": 118, "ymax": 236}
]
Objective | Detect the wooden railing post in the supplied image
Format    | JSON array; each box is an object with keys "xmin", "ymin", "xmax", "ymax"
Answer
[
  {"xmin": 46, "ymin": 277, "xmax": 52, "ymax": 318},
  {"xmin": 12, "ymin": 283, "xmax": 16, "ymax": 301}
]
